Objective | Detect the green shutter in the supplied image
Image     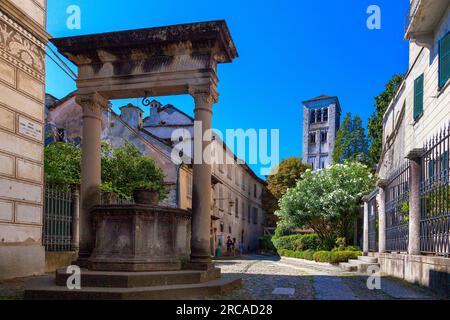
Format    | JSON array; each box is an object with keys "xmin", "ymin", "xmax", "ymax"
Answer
[
  {"xmin": 428, "ymin": 160, "xmax": 434, "ymax": 179},
  {"xmin": 414, "ymin": 74, "xmax": 424, "ymax": 120},
  {"xmin": 439, "ymin": 32, "xmax": 450, "ymax": 88},
  {"xmin": 441, "ymin": 151, "xmax": 449, "ymax": 178}
]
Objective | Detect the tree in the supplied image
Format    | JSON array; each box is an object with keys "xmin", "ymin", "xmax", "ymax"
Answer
[
  {"xmin": 44, "ymin": 141, "xmax": 167, "ymax": 199},
  {"xmin": 367, "ymin": 74, "xmax": 404, "ymax": 168},
  {"xmin": 332, "ymin": 113, "xmax": 368, "ymax": 164},
  {"xmin": 275, "ymin": 162, "xmax": 375, "ymax": 249},
  {"xmin": 262, "ymin": 158, "xmax": 310, "ymax": 220}
]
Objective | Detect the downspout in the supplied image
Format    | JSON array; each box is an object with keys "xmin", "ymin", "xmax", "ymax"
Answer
[{"xmin": 176, "ymin": 164, "xmax": 181, "ymax": 208}]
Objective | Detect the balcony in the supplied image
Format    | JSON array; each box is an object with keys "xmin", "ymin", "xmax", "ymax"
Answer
[{"xmin": 405, "ymin": 0, "xmax": 449, "ymax": 43}]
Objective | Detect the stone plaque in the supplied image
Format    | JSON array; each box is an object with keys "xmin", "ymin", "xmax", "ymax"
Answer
[{"xmin": 18, "ymin": 116, "xmax": 42, "ymax": 141}]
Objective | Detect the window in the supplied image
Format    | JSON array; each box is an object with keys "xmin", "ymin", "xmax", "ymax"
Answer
[
  {"xmin": 220, "ymin": 222, "xmax": 224, "ymax": 233},
  {"xmin": 235, "ymin": 198, "xmax": 239, "ymax": 217},
  {"xmin": 241, "ymin": 172, "xmax": 245, "ymax": 191},
  {"xmin": 227, "ymin": 165, "xmax": 232, "ymax": 180},
  {"xmin": 413, "ymin": 74, "xmax": 424, "ymax": 120},
  {"xmin": 316, "ymin": 109, "xmax": 322, "ymax": 122},
  {"xmin": 218, "ymin": 185, "xmax": 224, "ymax": 209},
  {"xmin": 247, "ymin": 205, "xmax": 251, "ymax": 223},
  {"xmin": 321, "ymin": 131, "xmax": 328, "ymax": 143},
  {"xmin": 310, "ymin": 110, "xmax": 316, "ymax": 124},
  {"xmin": 235, "ymin": 168, "xmax": 239, "ymax": 185},
  {"xmin": 219, "ymin": 164, "xmax": 224, "ymax": 173},
  {"xmin": 309, "ymin": 132, "xmax": 316, "ymax": 144},
  {"xmin": 187, "ymin": 174, "xmax": 193, "ymax": 198},
  {"xmin": 229, "ymin": 226, "xmax": 232, "ymax": 234},
  {"xmin": 228, "ymin": 191, "xmax": 232, "ymax": 214},
  {"xmin": 439, "ymin": 32, "xmax": 450, "ymax": 89},
  {"xmin": 440, "ymin": 151, "xmax": 449, "ymax": 180},
  {"xmin": 242, "ymin": 202, "xmax": 245, "ymax": 220},
  {"xmin": 252, "ymin": 207, "xmax": 258, "ymax": 225},
  {"xmin": 323, "ymin": 108, "xmax": 328, "ymax": 122}
]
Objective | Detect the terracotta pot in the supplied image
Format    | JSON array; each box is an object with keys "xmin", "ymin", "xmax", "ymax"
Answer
[{"xmin": 133, "ymin": 189, "xmax": 159, "ymax": 205}]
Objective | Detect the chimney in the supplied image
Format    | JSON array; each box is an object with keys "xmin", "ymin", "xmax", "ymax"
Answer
[{"xmin": 120, "ymin": 103, "xmax": 143, "ymax": 129}]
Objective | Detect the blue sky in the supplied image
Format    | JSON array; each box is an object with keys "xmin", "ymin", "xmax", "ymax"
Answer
[{"xmin": 46, "ymin": 0, "xmax": 410, "ymax": 177}]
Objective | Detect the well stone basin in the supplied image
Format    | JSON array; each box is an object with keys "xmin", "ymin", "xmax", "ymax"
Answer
[{"xmin": 88, "ymin": 204, "xmax": 191, "ymax": 272}]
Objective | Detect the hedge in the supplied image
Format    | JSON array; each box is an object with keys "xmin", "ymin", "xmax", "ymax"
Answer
[
  {"xmin": 272, "ymin": 233, "xmax": 322, "ymax": 251},
  {"xmin": 277, "ymin": 249, "xmax": 361, "ymax": 264}
]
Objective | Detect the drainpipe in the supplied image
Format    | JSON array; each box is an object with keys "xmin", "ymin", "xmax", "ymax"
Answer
[{"xmin": 175, "ymin": 164, "xmax": 181, "ymax": 208}]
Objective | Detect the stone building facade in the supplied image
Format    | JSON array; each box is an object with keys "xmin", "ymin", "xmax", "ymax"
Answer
[
  {"xmin": 302, "ymin": 95, "xmax": 341, "ymax": 170},
  {"xmin": 363, "ymin": 1, "xmax": 450, "ymax": 295},
  {"xmin": 46, "ymin": 96, "xmax": 267, "ymax": 255},
  {"xmin": 0, "ymin": 0, "xmax": 49, "ymax": 280}
]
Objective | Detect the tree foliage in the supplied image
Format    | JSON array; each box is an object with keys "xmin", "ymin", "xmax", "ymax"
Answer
[
  {"xmin": 332, "ymin": 113, "xmax": 368, "ymax": 164},
  {"xmin": 262, "ymin": 157, "xmax": 310, "ymax": 218},
  {"xmin": 45, "ymin": 141, "xmax": 167, "ymax": 199},
  {"xmin": 367, "ymin": 74, "xmax": 404, "ymax": 168},
  {"xmin": 275, "ymin": 162, "xmax": 375, "ymax": 248}
]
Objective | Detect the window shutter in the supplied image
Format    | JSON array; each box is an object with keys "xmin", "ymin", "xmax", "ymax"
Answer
[
  {"xmin": 414, "ymin": 74, "xmax": 424, "ymax": 120},
  {"xmin": 439, "ymin": 32, "xmax": 450, "ymax": 88}
]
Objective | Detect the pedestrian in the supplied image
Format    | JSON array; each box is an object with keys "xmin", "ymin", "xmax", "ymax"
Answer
[
  {"xmin": 239, "ymin": 241, "xmax": 244, "ymax": 256},
  {"xmin": 226, "ymin": 236, "xmax": 233, "ymax": 256}
]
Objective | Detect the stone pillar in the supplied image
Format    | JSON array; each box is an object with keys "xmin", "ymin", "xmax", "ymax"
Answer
[
  {"xmin": 75, "ymin": 93, "xmax": 109, "ymax": 262},
  {"xmin": 378, "ymin": 180, "xmax": 387, "ymax": 253},
  {"xmin": 362, "ymin": 196, "xmax": 369, "ymax": 255},
  {"xmin": 188, "ymin": 86, "xmax": 217, "ymax": 270},
  {"xmin": 406, "ymin": 149, "xmax": 423, "ymax": 255},
  {"xmin": 71, "ymin": 185, "xmax": 80, "ymax": 252}
]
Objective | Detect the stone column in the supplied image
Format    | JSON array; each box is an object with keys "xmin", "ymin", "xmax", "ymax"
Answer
[
  {"xmin": 75, "ymin": 93, "xmax": 109, "ymax": 262},
  {"xmin": 71, "ymin": 185, "xmax": 80, "ymax": 252},
  {"xmin": 406, "ymin": 149, "xmax": 423, "ymax": 255},
  {"xmin": 378, "ymin": 180, "xmax": 387, "ymax": 253},
  {"xmin": 362, "ymin": 196, "xmax": 369, "ymax": 255},
  {"xmin": 188, "ymin": 86, "xmax": 217, "ymax": 270}
]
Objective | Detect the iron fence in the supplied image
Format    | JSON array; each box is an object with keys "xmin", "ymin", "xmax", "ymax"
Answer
[
  {"xmin": 385, "ymin": 160, "xmax": 410, "ymax": 252},
  {"xmin": 420, "ymin": 124, "xmax": 450, "ymax": 256},
  {"xmin": 368, "ymin": 188, "xmax": 379, "ymax": 252},
  {"xmin": 43, "ymin": 184, "xmax": 73, "ymax": 251}
]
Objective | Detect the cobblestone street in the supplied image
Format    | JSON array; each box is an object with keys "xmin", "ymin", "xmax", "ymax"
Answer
[{"xmin": 213, "ymin": 255, "xmax": 442, "ymax": 300}]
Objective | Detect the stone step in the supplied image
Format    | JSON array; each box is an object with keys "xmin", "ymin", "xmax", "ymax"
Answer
[
  {"xmin": 357, "ymin": 256, "xmax": 378, "ymax": 263},
  {"xmin": 55, "ymin": 268, "xmax": 221, "ymax": 288},
  {"xmin": 347, "ymin": 259, "xmax": 380, "ymax": 273},
  {"xmin": 24, "ymin": 274, "xmax": 242, "ymax": 300},
  {"xmin": 339, "ymin": 262, "xmax": 358, "ymax": 272}
]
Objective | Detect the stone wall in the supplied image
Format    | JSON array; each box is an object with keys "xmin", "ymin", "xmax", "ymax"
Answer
[
  {"xmin": 370, "ymin": 252, "xmax": 450, "ymax": 297},
  {"xmin": 0, "ymin": 0, "xmax": 47, "ymax": 280}
]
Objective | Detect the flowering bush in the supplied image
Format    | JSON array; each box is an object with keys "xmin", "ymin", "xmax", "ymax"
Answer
[{"xmin": 276, "ymin": 161, "xmax": 375, "ymax": 249}]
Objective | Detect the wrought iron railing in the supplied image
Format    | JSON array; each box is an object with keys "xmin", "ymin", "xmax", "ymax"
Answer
[
  {"xmin": 385, "ymin": 160, "xmax": 410, "ymax": 252},
  {"xmin": 368, "ymin": 188, "xmax": 379, "ymax": 252},
  {"xmin": 43, "ymin": 184, "xmax": 73, "ymax": 252},
  {"xmin": 420, "ymin": 123, "xmax": 450, "ymax": 256},
  {"xmin": 405, "ymin": 0, "xmax": 421, "ymax": 33}
]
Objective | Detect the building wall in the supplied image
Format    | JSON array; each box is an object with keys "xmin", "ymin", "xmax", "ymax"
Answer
[
  {"xmin": 0, "ymin": 0, "xmax": 47, "ymax": 280},
  {"xmin": 379, "ymin": 6, "xmax": 450, "ymax": 179}
]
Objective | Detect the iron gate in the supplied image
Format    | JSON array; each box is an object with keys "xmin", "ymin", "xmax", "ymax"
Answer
[
  {"xmin": 368, "ymin": 189, "xmax": 379, "ymax": 252},
  {"xmin": 43, "ymin": 184, "xmax": 73, "ymax": 251},
  {"xmin": 385, "ymin": 160, "xmax": 410, "ymax": 252},
  {"xmin": 420, "ymin": 124, "xmax": 450, "ymax": 256}
]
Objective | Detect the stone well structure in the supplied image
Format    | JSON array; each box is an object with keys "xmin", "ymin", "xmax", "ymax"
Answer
[{"xmin": 25, "ymin": 20, "xmax": 241, "ymax": 299}]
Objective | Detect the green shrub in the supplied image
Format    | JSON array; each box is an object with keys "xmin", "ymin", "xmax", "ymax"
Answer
[
  {"xmin": 272, "ymin": 233, "xmax": 323, "ymax": 251},
  {"xmin": 313, "ymin": 251, "xmax": 332, "ymax": 263},
  {"xmin": 272, "ymin": 234, "xmax": 304, "ymax": 251},
  {"xmin": 278, "ymin": 248, "xmax": 361, "ymax": 264},
  {"xmin": 258, "ymin": 235, "xmax": 276, "ymax": 251}
]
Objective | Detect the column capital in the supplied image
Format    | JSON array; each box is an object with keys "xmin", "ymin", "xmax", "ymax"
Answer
[
  {"xmin": 377, "ymin": 179, "xmax": 388, "ymax": 189},
  {"xmin": 406, "ymin": 148, "xmax": 424, "ymax": 162},
  {"xmin": 189, "ymin": 85, "xmax": 219, "ymax": 105},
  {"xmin": 76, "ymin": 92, "xmax": 110, "ymax": 120}
]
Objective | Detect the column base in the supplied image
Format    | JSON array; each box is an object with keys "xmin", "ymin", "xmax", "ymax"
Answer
[{"xmin": 184, "ymin": 261, "xmax": 215, "ymax": 271}]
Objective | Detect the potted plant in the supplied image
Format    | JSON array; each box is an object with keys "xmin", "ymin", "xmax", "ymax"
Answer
[
  {"xmin": 132, "ymin": 181, "xmax": 162, "ymax": 205},
  {"xmin": 100, "ymin": 182, "xmax": 120, "ymax": 205}
]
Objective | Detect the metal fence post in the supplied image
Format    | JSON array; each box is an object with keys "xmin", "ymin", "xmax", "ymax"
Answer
[
  {"xmin": 406, "ymin": 149, "xmax": 423, "ymax": 256},
  {"xmin": 71, "ymin": 185, "xmax": 80, "ymax": 252}
]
